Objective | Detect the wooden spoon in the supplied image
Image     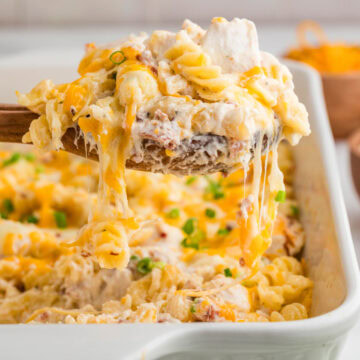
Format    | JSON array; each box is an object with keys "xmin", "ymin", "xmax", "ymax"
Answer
[{"xmin": 0, "ymin": 104, "xmax": 279, "ymax": 175}]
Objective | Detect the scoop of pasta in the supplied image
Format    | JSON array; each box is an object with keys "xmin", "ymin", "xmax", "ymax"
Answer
[{"xmin": 17, "ymin": 17, "xmax": 310, "ymax": 271}]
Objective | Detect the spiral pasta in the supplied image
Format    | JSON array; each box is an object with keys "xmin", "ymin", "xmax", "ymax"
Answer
[{"xmin": 164, "ymin": 31, "xmax": 231, "ymax": 98}]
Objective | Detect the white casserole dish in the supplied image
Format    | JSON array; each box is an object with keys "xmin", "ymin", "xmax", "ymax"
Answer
[{"xmin": 0, "ymin": 60, "xmax": 359, "ymax": 360}]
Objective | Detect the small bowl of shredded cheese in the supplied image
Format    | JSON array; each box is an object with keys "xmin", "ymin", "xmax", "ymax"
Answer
[{"xmin": 284, "ymin": 21, "xmax": 360, "ymax": 138}]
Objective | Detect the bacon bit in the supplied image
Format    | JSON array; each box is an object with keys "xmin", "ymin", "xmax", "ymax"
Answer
[
  {"xmin": 136, "ymin": 114, "xmax": 144, "ymax": 123},
  {"xmin": 150, "ymin": 66, "xmax": 158, "ymax": 76},
  {"xmin": 154, "ymin": 109, "xmax": 169, "ymax": 122},
  {"xmin": 55, "ymin": 232, "xmax": 61, "ymax": 238},
  {"xmin": 159, "ymin": 232, "xmax": 167, "ymax": 238},
  {"xmin": 110, "ymin": 251, "xmax": 119, "ymax": 256},
  {"xmin": 39, "ymin": 311, "xmax": 50, "ymax": 322},
  {"xmin": 139, "ymin": 126, "xmax": 178, "ymax": 150},
  {"xmin": 136, "ymin": 51, "xmax": 157, "ymax": 75},
  {"xmin": 239, "ymin": 257, "xmax": 245, "ymax": 267},
  {"xmin": 81, "ymin": 250, "xmax": 91, "ymax": 257},
  {"xmin": 203, "ymin": 305, "xmax": 218, "ymax": 321}
]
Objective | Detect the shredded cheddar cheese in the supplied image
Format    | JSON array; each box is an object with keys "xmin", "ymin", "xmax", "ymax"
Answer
[
  {"xmin": 0, "ymin": 141, "xmax": 311, "ymax": 323},
  {"xmin": 285, "ymin": 21, "xmax": 360, "ymax": 74},
  {"xmin": 12, "ymin": 18, "xmax": 312, "ymax": 323}
]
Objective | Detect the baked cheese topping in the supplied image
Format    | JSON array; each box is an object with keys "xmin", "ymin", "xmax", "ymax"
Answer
[
  {"xmin": 17, "ymin": 18, "xmax": 310, "ymax": 271},
  {"xmin": 0, "ymin": 144, "xmax": 312, "ymax": 323}
]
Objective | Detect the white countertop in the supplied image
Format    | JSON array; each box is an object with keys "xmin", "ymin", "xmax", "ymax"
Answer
[{"xmin": 0, "ymin": 23, "xmax": 359, "ymax": 356}]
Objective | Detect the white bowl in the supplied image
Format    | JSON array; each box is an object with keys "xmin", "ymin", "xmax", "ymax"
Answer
[{"xmin": 0, "ymin": 60, "xmax": 359, "ymax": 360}]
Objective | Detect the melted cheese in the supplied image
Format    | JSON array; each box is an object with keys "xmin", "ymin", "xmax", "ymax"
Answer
[{"xmin": 17, "ymin": 17, "xmax": 310, "ymax": 274}]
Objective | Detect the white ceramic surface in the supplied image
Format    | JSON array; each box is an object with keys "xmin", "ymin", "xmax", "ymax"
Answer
[{"xmin": 0, "ymin": 61, "xmax": 359, "ymax": 360}]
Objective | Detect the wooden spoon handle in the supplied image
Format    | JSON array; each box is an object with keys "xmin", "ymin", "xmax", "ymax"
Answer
[
  {"xmin": 0, "ymin": 104, "xmax": 98, "ymax": 159},
  {"xmin": 0, "ymin": 108, "xmax": 37, "ymax": 143}
]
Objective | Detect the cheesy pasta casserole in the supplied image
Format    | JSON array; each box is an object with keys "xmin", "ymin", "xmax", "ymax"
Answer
[
  {"xmin": 7, "ymin": 18, "xmax": 312, "ymax": 323},
  {"xmin": 0, "ymin": 144, "xmax": 312, "ymax": 323}
]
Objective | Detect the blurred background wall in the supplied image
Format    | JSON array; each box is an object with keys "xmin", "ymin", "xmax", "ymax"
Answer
[
  {"xmin": 1, "ymin": 0, "xmax": 360, "ymax": 62},
  {"xmin": 1, "ymin": 0, "xmax": 360, "ymax": 26}
]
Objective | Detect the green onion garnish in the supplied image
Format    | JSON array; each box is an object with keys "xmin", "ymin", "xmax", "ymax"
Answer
[
  {"xmin": 35, "ymin": 165, "xmax": 45, "ymax": 174},
  {"xmin": 186, "ymin": 176, "xmax": 197, "ymax": 185},
  {"xmin": 3, "ymin": 199, "xmax": 14, "ymax": 214},
  {"xmin": 205, "ymin": 208, "xmax": 216, "ymax": 218},
  {"xmin": 275, "ymin": 190, "xmax": 286, "ymax": 203},
  {"xmin": 24, "ymin": 153, "xmax": 35, "ymax": 162},
  {"xmin": 136, "ymin": 257, "xmax": 165, "ymax": 274},
  {"xmin": 27, "ymin": 214, "xmax": 39, "ymax": 224},
  {"xmin": 109, "ymin": 50, "xmax": 127, "ymax": 65},
  {"xmin": 182, "ymin": 218, "xmax": 196, "ymax": 235},
  {"xmin": 190, "ymin": 304, "xmax": 196, "ymax": 313},
  {"xmin": 137, "ymin": 257, "xmax": 152, "ymax": 274},
  {"xmin": 181, "ymin": 229, "xmax": 204, "ymax": 250},
  {"xmin": 54, "ymin": 211, "xmax": 67, "ymax": 229},
  {"xmin": 181, "ymin": 237, "xmax": 199, "ymax": 250},
  {"xmin": 153, "ymin": 261, "xmax": 166, "ymax": 270},
  {"xmin": 166, "ymin": 208, "xmax": 180, "ymax": 219},
  {"xmin": 291, "ymin": 205, "xmax": 300, "ymax": 218},
  {"xmin": 224, "ymin": 268, "xmax": 233, "ymax": 277},
  {"xmin": 217, "ymin": 228, "xmax": 230, "ymax": 236},
  {"xmin": 130, "ymin": 255, "xmax": 139, "ymax": 261},
  {"xmin": 3, "ymin": 153, "xmax": 21, "ymax": 167},
  {"xmin": 205, "ymin": 176, "xmax": 225, "ymax": 200},
  {"xmin": 0, "ymin": 213, "xmax": 7, "ymax": 219}
]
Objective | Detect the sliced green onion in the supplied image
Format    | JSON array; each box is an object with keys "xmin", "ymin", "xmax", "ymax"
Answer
[
  {"xmin": 24, "ymin": 153, "xmax": 35, "ymax": 162},
  {"xmin": 3, "ymin": 199, "xmax": 14, "ymax": 214},
  {"xmin": 137, "ymin": 257, "xmax": 152, "ymax": 274},
  {"xmin": 130, "ymin": 255, "xmax": 139, "ymax": 261},
  {"xmin": 109, "ymin": 50, "xmax": 127, "ymax": 65},
  {"xmin": 275, "ymin": 190, "xmax": 286, "ymax": 203},
  {"xmin": 224, "ymin": 268, "xmax": 233, "ymax": 277},
  {"xmin": 217, "ymin": 228, "xmax": 230, "ymax": 236},
  {"xmin": 54, "ymin": 211, "xmax": 67, "ymax": 229},
  {"xmin": 35, "ymin": 165, "xmax": 45, "ymax": 174},
  {"xmin": 181, "ymin": 229, "xmax": 204, "ymax": 250},
  {"xmin": 27, "ymin": 214, "xmax": 39, "ymax": 224},
  {"xmin": 291, "ymin": 205, "xmax": 300, "ymax": 218},
  {"xmin": 136, "ymin": 257, "xmax": 165, "ymax": 274},
  {"xmin": 166, "ymin": 208, "xmax": 180, "ymax": 219},
  {"xmin": 182, "ymin": 218, "xmax": 196, "ymax": 235},
  {"xmin": 190, "ymin": 304, "xmax": 196, "ymax": 313},
  {"xmin": 205, "ymin": 208, "xmax": 216, "ymax": 218},
  {"xmin": 0, "ymin": 213, "xmax": 8, "ymax": 219},
  {"xmin": 152, "ymin": 261, "xmax": 165, "ymax": 270},
  {"xmin": 181, "ymin": 238, "xmax": 199, "ymax": 250},
  {"xmin": 185, "ymin": 176, "xmax": 197, "ymax": 185},
  {"xmin": 3, "ymin": 153, "xmax": 21, "ymax": 167},
  {"xmin": 205, "ymin": 176, "xmax": 225, "ymax": 200}
]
